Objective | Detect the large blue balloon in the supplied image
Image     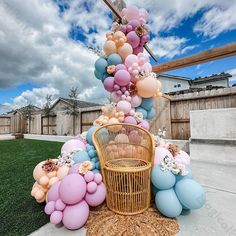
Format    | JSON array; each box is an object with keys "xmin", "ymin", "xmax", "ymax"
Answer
[
  {"xmin": 94, "ymin": 70, "xmax": 104, "ymax": 80},
  {"xmin": 95, "ymin": 57, "xmax": 108, "ymax": 74},
  {"xmin": 151, "ymin": 183, "xmax": 158, "ymax": 196},
  {"xmin": 135, "ymin": 107, "xmax": 147, "ymax": 119},
  {"xmin": 141, "ymin": 98, "xmax": 153, "ymax": 110},
  {"xmin": 107, "ymin": 53, "xmax": 122, "ymax": 65},
  {"xmin": 175, "ymin": 179, "xmax": 206, "ymax": 209},
  {"xmin": 72, "ymin": 150, "xmax": 90, "ymax": 164},
  {"xmin": 151, "ymin": 165, "xmax": 176, "ymax": 190},
  {"xmin": 147, "ymin": 108, "xmax": 156, "ymax": 120},
  {"xmin": 86, "ymin": 126, "xmax": 99, "ymax": 145},
  {"xmin": 155, "ymin": 189, "xmax": 182, "ymax": 217}
]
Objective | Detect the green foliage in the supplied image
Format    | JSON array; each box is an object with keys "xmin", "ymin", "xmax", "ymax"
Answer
[{"xmin": 0, "ymin": 139, "xmax": 62, "ymax": 236}]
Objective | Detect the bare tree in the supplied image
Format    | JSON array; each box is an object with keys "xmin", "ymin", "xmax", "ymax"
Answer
[
  {"xmin": 42, "ymin": 95, "xmax": 53, "ymax": 135},
  {"xmin": 22, "ymin": 101, "xmax": 34, "ymax": 134},
  {"xmin": 64, "ymin": 87, "xmax": 80, "ymax": 135}
]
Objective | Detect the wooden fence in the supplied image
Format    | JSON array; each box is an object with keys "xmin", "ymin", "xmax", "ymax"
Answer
[
  {"xmin": 0, "ymin": 116, "xmax": 11, "ymax": 134},
  {"xmin": 150, "ymin": 87, "xmax": 236, "ymax": 140}
]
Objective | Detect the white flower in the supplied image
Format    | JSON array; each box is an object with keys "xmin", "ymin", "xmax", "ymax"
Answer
[{"xmin": 78, "ymin": 161, "xmax": 93, "ymax": 175}]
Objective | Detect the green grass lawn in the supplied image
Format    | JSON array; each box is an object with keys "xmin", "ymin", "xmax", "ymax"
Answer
[{"xmin": 0, "ymin": 139, "xmax": 62, "ymax": 236}]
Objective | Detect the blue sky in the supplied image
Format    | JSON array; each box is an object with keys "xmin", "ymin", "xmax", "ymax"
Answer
[{"xmin": 0, "ymin": 0, "xmax": 236, "ymax": 114}]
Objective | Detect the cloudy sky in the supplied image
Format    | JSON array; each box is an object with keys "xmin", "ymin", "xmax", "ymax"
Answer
[{"xmin": 0, "ymin": 0, "xmax": 236, "ymax": 113}]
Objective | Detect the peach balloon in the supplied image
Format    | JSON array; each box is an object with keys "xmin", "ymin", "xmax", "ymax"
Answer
[
  {"xmin": 113, "ymin": 31, "xmax": 127, "ymax": 47},
  {"xmin": 118, "ymin": 43, "xmax": 133, "ymax": 61},
  {"xmin": 33, "ymin": 161, "xmax": 45, "ymax": 180},
  {"xmin": 108, "ymin": 118, "xmax": 122, "ymax": 132},
  {"xmin": 136, "ymin": 76, "xmax": 159, "ymax": 98},
  {"xmin": 57, "ymin": 165, "xmax": 70, "ymax": 179},
  {"xmin": 39, "ymin": 176, "xmax": 49, "ymax": 186},
  {"xmin": 103, "ymin": 40, "xmax": 117, "ymax": 56},
  {"xmin": 47, "ymin": 171, "xmax": 57, "ymax": 178},
  {"xmin": 49, "ymin": 177, "xmax": 59, "ymax": 186}
]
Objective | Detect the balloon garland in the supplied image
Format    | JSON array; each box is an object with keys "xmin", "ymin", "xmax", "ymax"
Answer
[
  {"xmin": 94, "ymin": 5, "xmax": 162, "ymax": 130},
  {"xmin": 30, "ymin": 5, "xmax": 206, "ymax": 231}
]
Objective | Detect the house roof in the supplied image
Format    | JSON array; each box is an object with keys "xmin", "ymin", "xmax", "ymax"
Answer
[
  {"xmin": 192, "ymin": 72, "xmax": 232, "ymax": 84},
  {"xmin": 157, "ymin": 73, "xmax": 191, "ymax": 81},
  {"xmin": 7, "ymin": 105, "xmax": 41, "ymax": 115},
  {"xmin": 50, "ymin": 97, "xmax": 102, "ymax": 110}
]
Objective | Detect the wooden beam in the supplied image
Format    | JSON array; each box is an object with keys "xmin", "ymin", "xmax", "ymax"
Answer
[
  {"xmin": 153, "ymin": 43, "xmax": 236, "ymax": 73},
  {"xmin": 102, "ymin": 0, "xmax": 158, "ymax": 62}
]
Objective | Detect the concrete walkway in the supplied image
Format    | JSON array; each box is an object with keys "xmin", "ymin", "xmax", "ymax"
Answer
[
  {"xmin": 30, "ymin": 160, "xmax": 236, "ymax": 236},
  {"xmin": 0, "ymin": 134, "xmax": 15, "ymax": 140}
]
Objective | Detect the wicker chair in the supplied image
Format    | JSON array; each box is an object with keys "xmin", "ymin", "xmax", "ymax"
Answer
[{"xmin": 93, "ymin": 123, "xmax": 155, "ymax": 215}]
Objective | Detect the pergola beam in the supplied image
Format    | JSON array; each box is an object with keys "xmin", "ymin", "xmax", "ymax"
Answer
[
  {"xmin": 102, "ymin": 0, "xmax": 158, "ymax": 61},
  {"xmin": 152, "ymin": 43, "xmax": 236, "ymax": 73}
]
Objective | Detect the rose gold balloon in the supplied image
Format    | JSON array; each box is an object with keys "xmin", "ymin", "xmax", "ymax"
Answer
[
  {"xmin": 118, "ymin": 43, "xmax": 133, "ymax": 61},
  {"xmin": 103, "ymin": 40, "xmax": 117, "ymax": 56}
]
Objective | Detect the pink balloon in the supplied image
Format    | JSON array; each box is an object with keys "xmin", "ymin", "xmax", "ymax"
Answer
[
  {"xmin": 114, "ymin": 70, "xmax": 131, "ymax": 86},
  {"xmin": 117, "ymin": 100, "xmax": 132, "ymax": 114},
  {"xmin": 115, "ymin": 64, "xmax": 127, "ymax": 72},
  {"xmin": 154, "ymin": 147, "xmax": 174, "ymax": 165},
  {"xmin": 50, "ymin": 211, "xmax": 63, "ymax": 225},
  {"xmin": 68, "ymin": 163, "xmax": 81, "ymax": 175},
  {"xmin": 87, "ymin": 181, "xmax": 98, "ymax": 194},
  {"xmin": 131, "ymin": 95, "xmax": 142, "ymax": 107},
  {"xmin": 128, "ymin": 19, "xmax": 140, "ymax": 29},
  {"xmin": 45, "ymin": 201, "xmax": 55, "ymax": 215},
  {"xmin": 61, "ymin": 139, "xmax": 86, "ymax": 154},
  {"xmin": 55, "ymin": 199, "xmax": 66, "ymax": 211},
  {"xmin": 94, "ymin": 173, "xmax": 102, "ymax": 184},
  {"xmin": 139, "ymin": 8, "xmax": 148, "ymax": 21},
  {"xmin": 63, "ymin": 200, "xmax": 89, "ymax": 230},
  {"xmin": 85, "ymin": 183, "xmax": 106, "ymax": 207},
  {"xmin": 124, "ymin": 116, "xmax": 137, "ymax": 125},
  {"xmin": 125, "ymin": 54, "xmax": 138, "ymax": 68},
  {"xmin": 174, "ymin": 150, "xmax": 191, "ymax": 165},
  {"xmin": 141, "ymin": 62, "xmax": 152, "ymax": 72},
  {"xmin": 59, "ymin": 174, "xmax": 86, "ymax": 205},
  {"xmin": 127, "ymin": 31, "xmax": 140, "ymax": 49},
  {"xmin": 110, "ymin": 91, "xmax": 121, "ymax": 103},
  {"xmin": 133, "ymin": 45, "xmax": 144, "ymax": 55},
  {"xmin": 47, "ymin": 181, "xmax": 61, "ymax": 202},
  {"xmin": 139, "ymin": 120, "xmax": 150, "ymax": 130},
  {"xmin": 125, "ymin": 6, "xmax": 139, "ymax": 21},
  {"xmin": 129, "ymin": 108, "xmax": 135, "ymax": 116},
  {"xmin": 84, "ymin": 171, "xmax": 95, "ymax": 183},
  {"xmin": 104, "ymin": 77, "xmax": 115, "ymax": 92}
]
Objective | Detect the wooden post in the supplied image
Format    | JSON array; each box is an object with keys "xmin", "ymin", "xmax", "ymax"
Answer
[{"xmin": 152, "ymin": 43, "xmax": 236, "ymax": 73}]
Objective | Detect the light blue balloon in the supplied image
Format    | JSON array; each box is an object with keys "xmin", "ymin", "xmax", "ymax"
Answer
[
  {"xmin": 72, "ymin": 151, "xmax": 90, "ymax": 164},
  {"xmin": 94, "ymin": 70, "xmax": 104, "ymax": 81},
  {"xmin": 135, "ymin": 107, "xmax": 147, "ymax": 119},
  {"xmin": 93, "ymin": 169, "xmax": 101, "ymax": 174},
  {"xmin": 95, "ymin": 57, "xmax": 108, "ymax": 74},
  {"xmin": 155, "ymin": 188, "xmax": 182, "ymax": 217},
  {"xmin": 95, "ymin": 161, "xmax": 100, "ymax": 169},
  {"xmin": 151, "ymin": 165, "xmax": 176, "ymax": 190},
  {"xmin": 141, "ymin": 98, "xmax": 153, "ymax": 110},
  {"xmin": 102, "ymin": 72, "xmax": 110, "ymax": 82},
  {"xmin": 91, "ymin": 161, "xmax": 96, "ymax": 170},
  {"xmin": 181, "ymin": 209, "xmax": 191, "ymax": 215},
  {"xmin": 88, "ymin": 149, "xmax": 96, "ymax": 158},
  {"xmin": 147, "ymin": 108, "xmax": 156, "ymax": 120},
  {"xmin": 86, "ymin": 126, "xmax": 99, "ymax": 145},
  {"xmin": 176, "ymin": 168, "xmax": 193, "ymax": 182},
  {"xmin": 175, "ymin": 179, "xmax": 206, "ymax": 209},
  {"xmin": 151, "ymin": 183, "xmax": 158, "ymax": 196},
  {"xmin": 86, "ymin": 144, "xmax": 94, "ymax": 152},
  {"xmin": 107, "ymin": 53, "xmax": 122, "ymax": 66}
]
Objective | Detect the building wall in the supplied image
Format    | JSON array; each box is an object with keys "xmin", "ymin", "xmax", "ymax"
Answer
[
  {"xmin": 191, "ymin": 78, "xmax": 228, "ymax": 88},
  {"xmin": 157, "ymin": 76, "xmax": 190, "ymax": 93}
]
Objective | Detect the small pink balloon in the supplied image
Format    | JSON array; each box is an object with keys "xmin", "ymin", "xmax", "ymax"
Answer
[
  {"xmin": 114, "ymin": 84, "xmax": 120, "ymax": 90},
  {"xmin": 174, "ymin": 150, "xmax": 191, "ymax": 165},
  {"xmin": 126, "ymin": 96, "xmax": 131, "ymax": 102},
  {"xmin": 68, "ymin": 163, "xmax": 81, "ymax": 175},
  {"xmin": 126, "ymin": 25, "xmax": 132, "ymax": 32},
  {"xmin": 94, "ymin": 173, "xmax": 102, "ymax": 184},
  {"xmin": 47, "ymin": 181, "xmax": 61, "ymax": 202},
  {"xmin": 117, "ymin": 100, "xmax": 132, "ymax": 114},
  {"xmin": 50, "ymin": 211, "xmax": 63, "ymax": 225},
  {"xmin": 115, "ymin": 64, "xmax": 127, "ymax": 72},
  {"xmin": 139, "ymin": 120, "xmax": 150, "ymax": 130},
  {"xmin": 55, "ymin": 199, "xmax": 66, "ymax": 211},
  {"xmin": 121, "ymin": 95, "xmax": 126, "ymax": 100},
  {"xmin": 125, "ymin": 54, "xmax": 138, "ymax": 68},
  {"xmin": 131, "ymin": 95, "xmax": 142, "ymax": 107},
  {"xmin": 85, "ymin": 183, "xmax": 106, "ymax": 207},
  {"xmin": 121, "ymin": 86, "xmax": 127, "ymax": 93},
  {"xmin": 129, "ymin": 109, "xmax": 135, "ymax": 116},
  {"xmin": 127, "ymin": 31, "xmax": 140, "ymax": 49},
  {"xmin": 128, "ymin": 19, "xmax": 140, "ymax": 29},
  {"xmin": 154, "ymin": 147, "xmax": 174, "ymax": 165},
  {"xmin": 124, "ymin": 116, "xmax": 137, "ymax": 125},
  {"xmin": 87, "ymin": 181, "xmax": 98, "ymax": 194},
  {"xmin": 61, "ymin": 139, "xmax": 86, "ymax": 154},
  {"xmin": 59, "ymin": 174, "xmax": 86, "ymax": 205},
  {"xmin": 125, "ymin": 5, "xmax": 139, "ymax": 21},
  {"xmin": 116, "ymin": 90, "xmax": 123, "ymax": 95},
  {"xmin": 133, "ymin": 45, "xmax": 144, "ymax": 55},
  {"xmin": 84, "ymin": 171, "xmax": 95, "ymax": 183},
  {"xmin": 114, "ymin": 69, "xmax": 131, "ymax": 86},
  {"xmin": 110, "ymin": 91, "xmax": 121, "ymax": 103},
  {"xmin": 104, "ymin": 77, "xmax": 115, "ymax": 92},
  {"xmin": 45, "ymin": 201, "xmax": 55, "ymax": 215},
  {"xmin": 63, "ymin": 200, "xmax": 89, "ymax": 230},
  {"xmin": 141, "ymin": 62, "xmax": 152, "ymax": 73}
]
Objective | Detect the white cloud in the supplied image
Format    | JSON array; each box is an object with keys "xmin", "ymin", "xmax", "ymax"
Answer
[
  {"xmin": 226, "ymin": 68, "xmax": 236, "ymax": 86},
  {"xmin": 194, "ymin": 3, "xmax": 236, "ymax": 39}
]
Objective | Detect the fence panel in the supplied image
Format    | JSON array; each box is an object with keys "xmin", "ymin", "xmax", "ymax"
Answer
[{"xmin": 0, "ymin": 116, "xmax": 11, "ymax": 134}]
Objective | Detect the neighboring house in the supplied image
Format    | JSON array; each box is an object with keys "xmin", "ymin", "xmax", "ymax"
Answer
[
  {"xmin": 157, "ymin": 72, "xmax": 232, "ymax": 93},
  {"xmin": 157, "ymin": 74, "xmax": 191, "ymax": 93},
  {"xmin": 190, "ymin": 72, "xmax": 231, "ymax": 89}
]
